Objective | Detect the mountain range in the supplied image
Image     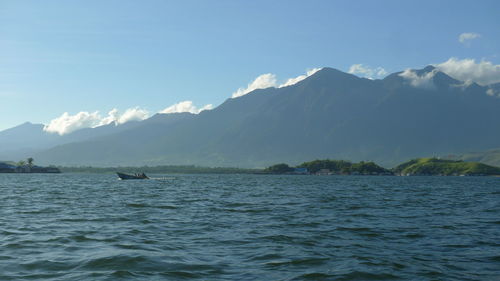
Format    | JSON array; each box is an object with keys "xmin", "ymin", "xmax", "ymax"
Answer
[{"xmin": 2, "ymin": 66, "xmax": 499, "ymax": 168}]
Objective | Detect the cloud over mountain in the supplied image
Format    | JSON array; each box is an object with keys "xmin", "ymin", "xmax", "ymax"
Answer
[
  {"xmin": 348, "ymin": 64, "xmax": 387, "ymax": 79},
  {"xmin": 43, "ymin": 107, "xmax": 149, "ymax": 135},
  {"xmin": 113, "ymin": 107, "xmax": 149, "ymax": 124},
  {"xmin": 279, "ymin": 68, "xmax": 322, "ymax": 87},
  {"xmin": 231, "ymin": 68, "xmax": 322, "ymax": 98},
  {"xmin": 487, "ymin": 88, "xmax": 500, "ymax": 98},
  {"xmin": 435, "ymin": 58, "xmax": 500, "ymax": 86},
  {"xmin": 398, "ymin": 69, "xmax": 437, "ymax": 89},
  {"xmin": 231, "ymin": 73, "xmax": 277, "ymax": 98},
  {"xmin": 397, "ymin": 58, "xmax": 500, "ymax": 91},
  {"xmin": 24, "ymin": 60, "xmax": 500, "ymax": 139},
  {"xmin": 43, "ymin": 112, "xmax": 102, "ymax": 135},
  {"xmin": 31, "ymin": 65, "xmax": 500, "ymax": 168},
  {"xmin": 160, "ymin": 101, "xmax": 213, "ymax": 114}
]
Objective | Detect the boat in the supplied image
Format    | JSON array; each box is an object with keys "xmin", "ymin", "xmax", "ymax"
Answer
[{"xmin": 117, "ymin": 172, "xmax": 149, "ymax": 180}]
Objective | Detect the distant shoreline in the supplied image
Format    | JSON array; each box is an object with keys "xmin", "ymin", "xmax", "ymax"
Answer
[
  {"xmin": 52, "ymin": 157, "xmax": 500, "ymax": 176},
  {"xmin": 3, "ymin": 157, "xmax": 500, "ymax": 176},
  {"xmin": 57, "ymin": 165, "xmax": 259, "ymax": 174}
]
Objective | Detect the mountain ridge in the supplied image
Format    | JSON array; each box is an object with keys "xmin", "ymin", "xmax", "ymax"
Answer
[{"xmin": 2, "ymin": 66, "xmax": 499, "ymax": 167}]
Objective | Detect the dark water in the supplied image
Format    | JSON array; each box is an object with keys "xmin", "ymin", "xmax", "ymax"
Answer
[{"xmin": 1, "ymin": 174, "xmax": 499, "ymax": 280}]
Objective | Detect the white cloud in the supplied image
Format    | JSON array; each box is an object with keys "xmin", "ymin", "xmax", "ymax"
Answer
[
  {"xmin": 458, "ymin": 32, "xmax": 481, "ymax": 44},
  {"xmin": 231, "ymin": 68, "xmax": 322, "ymax": 98},
  {"xmin": 231, "ymin": 73, "xmax": 277, "ymax": 98},
  {"xmin": 279, "ymin": 68, "xmax": 322, "ymax": 87},
  {"xmin": 159, "ymin": 101, "xmax": 213, "ymax": 114},
  {"xmin": 486, "ymin": 88, "xmax": 500, "ymax": 98},
  {"xmin": 348, "ymin": 64, "xmax": 387, "ymax": 79},
  {"xmin": 44, "ymin": 111, "xmax": 103, "ymax": 135},
  {"xmin": 116, "ymin": 107, "xmax": 149, "ymax": 124},
  {"xmin": 450, "ymin": 79, "xmax": 474, "ymax": 90},
  {"xmin": 398, "ymin": 69, "xmax": 437, "ymax": 89},
  {"xmin": 43, "ymin": 107, "xmax": 150, "ymax": 135},
  {"xmin": 434, "ymin": 58, "xmax": 500, "ymax": 86},
  {"xmin": 98, "ymin": 108, "xmax": 120, "ymax": 126}
]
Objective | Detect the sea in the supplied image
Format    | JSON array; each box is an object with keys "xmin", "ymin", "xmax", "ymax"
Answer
[{"xmin": 1, "ymin": 173, "xmax": 499, "ymax": 280}]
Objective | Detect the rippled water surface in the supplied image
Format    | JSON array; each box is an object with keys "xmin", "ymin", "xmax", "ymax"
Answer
[{"xmin": 1, "ymin": 174, "xmax": 499, "ymax": 280}]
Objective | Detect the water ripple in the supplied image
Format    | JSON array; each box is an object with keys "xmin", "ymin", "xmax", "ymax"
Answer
[{"xmin": 0, "ymin": 174, "xmax": 499, "ymax": 280}]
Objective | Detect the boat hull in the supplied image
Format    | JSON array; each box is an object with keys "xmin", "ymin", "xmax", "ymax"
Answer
[{"xmin": 117, "ymin": 172, "xmax": 148, "ymax": 180}]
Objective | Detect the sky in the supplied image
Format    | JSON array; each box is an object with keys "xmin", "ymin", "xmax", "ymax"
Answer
[{"xmin": 1, "ymin": 0, "xmax": 499, "ymax": 132}]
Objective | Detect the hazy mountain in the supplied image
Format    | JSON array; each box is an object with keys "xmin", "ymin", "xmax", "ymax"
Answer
[
  {"xmin": 0, "ymin": 119, "xmax": 143, "ymax": 161},
  {"xmin": 30, "ymin": 66, "xmax": 500, "ymax": 167},
  {"xmin": 0, "ymin": 122, "xmax": 60, "ymax": 160},
  {"xmin": 447, "ymin": 149, "xmax": 500, "ymax": 167},
  {"xmin": 0, "ymin": 122, "xmax": 56, "ymax": 148},
  {"xmin": 33, "ymin": 112, "xmax": 196, "ymax": 166}
]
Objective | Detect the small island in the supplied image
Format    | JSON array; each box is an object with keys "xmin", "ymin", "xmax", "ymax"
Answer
[
  {"xmin": 264, "ymin": 158, "xmax": 500, "ymax": 176},
  {"xmin": 0, "ymin": 158, "xmax": 61, "ymax": 173},
  {"xmin": 264, "ymin": 159, "xmax": 392, "ymax": 175}
]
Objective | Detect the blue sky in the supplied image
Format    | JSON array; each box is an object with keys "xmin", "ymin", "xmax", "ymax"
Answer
[{"xmin": 1, "ymin": 0, "xmax": 499, "ymax": 131}]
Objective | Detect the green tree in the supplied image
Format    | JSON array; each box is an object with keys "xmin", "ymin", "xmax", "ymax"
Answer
[
  {"xmin": 350, "ymin": 161, "xmax": 389, "ymax": 174},
  {"xmin": 27, "ymin": 157, "xmax": 34, "ymax": 168},
  {"xmin": 298, "ymin": 159, "xmax": 352, "ymax": 173},
  {"xmin": 265, "ymin": 163, "xmax": 294, "ymax": 174},
  {"xmin": 17, "ymin": 160, "xmax": 26, "ymax": 167}
]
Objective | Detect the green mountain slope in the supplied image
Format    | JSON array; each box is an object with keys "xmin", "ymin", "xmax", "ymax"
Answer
[{"xmin": 393, "ymin": 158, "xmax": 500, "ymax": 176}]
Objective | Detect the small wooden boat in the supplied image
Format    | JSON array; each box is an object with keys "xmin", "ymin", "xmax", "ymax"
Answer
[{"xmin": 117, "ymin": 172, "xmax": 149, "ymax": 180}]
